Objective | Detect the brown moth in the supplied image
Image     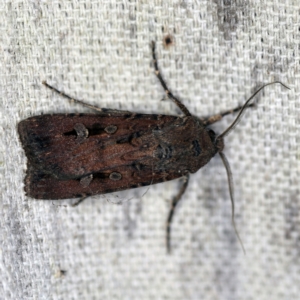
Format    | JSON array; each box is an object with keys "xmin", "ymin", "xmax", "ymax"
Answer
[{"xmin": 18, "ymin": 41, "xmax": 288, "ymax": 252}]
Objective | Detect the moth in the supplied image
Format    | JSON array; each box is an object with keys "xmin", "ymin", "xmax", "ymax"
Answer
[{"xmin": 18, "ymin": 41, "xmax": 288, "ymax": 252}]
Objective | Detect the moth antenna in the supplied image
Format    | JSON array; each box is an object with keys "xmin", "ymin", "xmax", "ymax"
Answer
[
  {"xmin": 219, "ymin": 152, "xmax": 246, "ymax": 254},
  {"xmin": 217, "ymin": 81, "xmax": 290, "ymax": 140}
]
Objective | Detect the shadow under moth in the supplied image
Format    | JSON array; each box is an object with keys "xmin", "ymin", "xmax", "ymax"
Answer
[{"xmin": 18, "ymin": 41, "xmax": 289, "ymax": 252}]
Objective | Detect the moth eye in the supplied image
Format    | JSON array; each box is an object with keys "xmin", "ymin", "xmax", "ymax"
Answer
[
  {"xmin": 109, "ymin": 172, "xmax": 122, "ymax": 181},
  {"xmin": 105, "ymin": 125, "xmax": 117, "ymax": 134},
  {"xmin": 208, "ymin": 129, "xmax": 216, "ymax": 140}
]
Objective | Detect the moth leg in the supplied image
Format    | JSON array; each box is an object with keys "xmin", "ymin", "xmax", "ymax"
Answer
[
  {"xmin": 201, "ymin": 103, "xmax": 256, "ymax": 126},
  {"xmin": 166, "ymin": 174, "xmax": 190, "ymax": 253},
  {"xmin": 42, "ymin": 81, "xmax": 131, "ymax": 115},
  {"xmin": 151, "ymin": 41, "xmax": 192, "ymax": 117},
  {"xmin": 71, "ymin": 196, "xmax": 87, "ymax": 207}
]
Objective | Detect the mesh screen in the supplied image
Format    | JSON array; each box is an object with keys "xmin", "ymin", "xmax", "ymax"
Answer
[{"xmin": 1, "ymin": 1, "xmax": 299, "ymax": 299}]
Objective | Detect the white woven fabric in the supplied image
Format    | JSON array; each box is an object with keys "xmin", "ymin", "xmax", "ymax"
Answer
[{"xmin": 1, "ymin": 1, "xmax": 299, "ymax": 299}]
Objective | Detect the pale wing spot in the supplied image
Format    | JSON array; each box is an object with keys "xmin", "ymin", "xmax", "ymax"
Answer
[
  {"xmin": 109, "ymin": 172, "xmax": 122, "ymax": 181},
  {"xmin": 104, "ymin": 125, "xmax": 117, "ymax": 134}
]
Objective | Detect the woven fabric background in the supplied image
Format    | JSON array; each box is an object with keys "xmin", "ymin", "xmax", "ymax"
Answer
[{"xmin": 1, "ymin": 1, "xmax": 299, "ymax": 299}]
